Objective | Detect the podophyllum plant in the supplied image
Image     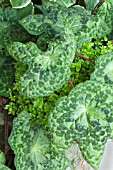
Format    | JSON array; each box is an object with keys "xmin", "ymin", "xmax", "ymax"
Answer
[
  {"xmin": 1, "ymin": 0, "xmax": 113, "ymax": 169},
  {"xmin": 7, "ymin": 0, "xmax": 113, "ymax": 97}
]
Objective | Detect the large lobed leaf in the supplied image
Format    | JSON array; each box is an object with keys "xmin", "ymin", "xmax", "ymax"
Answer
[
  {"xmin": 8, "ymin": 111, "xmax": 50, "ymax": 170},
  {"xmin": 24, "ymin": 3, "xmax": 84, "ymax": 34},
  {"xmin": 8, "ymin": 110, "xmax": 69, "ymax": 170},
  {"xmin": 7, "ymin": 32, "xmax": 76, "ymax": 97},
  {"xmin": 48, "ymin": 80, "xmax": 113, "ymax": 169}
]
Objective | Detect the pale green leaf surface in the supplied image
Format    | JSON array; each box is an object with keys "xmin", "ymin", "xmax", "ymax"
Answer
[
  {"xmin": 0, "ymin": 151, "xmax": 11, "ymax": 170},
  {"xmin": 42, "ymin": 0, "xmax": 76, "ymax": 8},
  {"xmin": 0, "ymin": 151, "xmax": 6, "ymax": 164},
  {"xmin": 48, "ymin": 0, "xmax": 76, "ymax": 8},
  {"xmin": 10, "ymin": 0, "xmax": 31, "ymax": 8},
  {"xmin": 84, "ymin": 0, "xmax": 100, "ymax": 11},
  {"xmin": 0, "ymin": 164, "xmax": 11, "ymax": 170}
]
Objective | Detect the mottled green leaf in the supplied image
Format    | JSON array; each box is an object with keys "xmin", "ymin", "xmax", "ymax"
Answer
[
  {"xmin": 20, "ymin": 3, "xmax": 91, "ymax": 39},
  {"xmin": 0, "ymin": 7, "xmax": 30, "ymax": 48},
  {"xmin": 90, "ymin": 52, "xmax": 113, "ymax": 84},
  {"xmin": 44, "ymin": 153, "xmax": 69, "ymax": 170},
  {"xmin": 48, "ymin": 81, "xmax": 113, "ymax": 169},
  {"xmin": 93, "ymin": 0, "xmax": 113, "ymax": 38},
  {"xmin": 8, "ymin": 111, "xmax": 50, "ymax": 170},
  {"xmin": 7, "ymin": 32, "xmax": 76, "ymax": 97},
  {"xmin": 20, "ymin": 0, "xmax": 113, "ymax": 51}
]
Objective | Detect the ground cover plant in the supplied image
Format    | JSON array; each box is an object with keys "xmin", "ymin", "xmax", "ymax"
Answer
[{"xmin": 1, "ymin": 0, "xmax": 113, "ymax": 169}]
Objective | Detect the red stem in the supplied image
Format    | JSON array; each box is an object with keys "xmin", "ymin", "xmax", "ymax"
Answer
[
  {"xmin": 75, "ymin": 52, "xmax": 95, "ymax": 64},
  {"xmin": 68, "ymin": 80, "xmax": 74, "ymax": 88}
]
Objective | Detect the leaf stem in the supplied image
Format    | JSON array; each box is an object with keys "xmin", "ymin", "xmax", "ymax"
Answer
[
  {"xmin": 68, "ymin": 80, "xmax": 74, "ymax": 88},
  {"xmin": 75, "ymin": 52, "xmax": 95, "ymax": 64}
]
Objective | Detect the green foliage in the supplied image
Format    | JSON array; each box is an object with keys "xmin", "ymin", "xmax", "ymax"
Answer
[
  {"xmin": 6, "ymin": 0, "xmax": 113, "ymax": 98},
  {"xmin": 4, "ymin": 38, "xmax": 101, "ymax": 111},
  {"xmin": 0, "ymin": 51, "xmax": 15, "ymax": 97},
  {"xmin": 0, "ymin": 6, "xmax": 30, "ymax": 48},
  {"xmin": 10, "ymin": 0, "xmax": 31, "ymax": 8},
  {"xmin": 0, "ymin": 1, "xmax": 35, "ymax": 97},
  {"xmin": 20, "ymin": 2, "xmax": 91, "ymax": 43},
  {"xmin": 6, "ymin": 37, "xmax": 113, "ymax": 169},
  {"xmin": 42, "ymin": 0, "xmax": 76, "ymax": 8},
  {"xmin": 48, "ymin": 80, "xmax": 113, "ymax": 168},
  {"xmin": 0, "ymin": 164, "xmax": 11, "ymax": 170},
  {"xmin": 0, "ymin": 0, "xmax": 4, "ymax": 3},
  {"xmin": 8, "ymin": 110, "xmax": 69, "ymax": 170},
  {"xmin": 93, "ymin": 0, "xmax": 113, "ymax": 38},
  {"xmin": 0, "ymin": 0, "xmax": 10, "ymax": 7},
  {"xmin": 8, "ymin": 111, "xmax": 50, "ymax": 170},
  {"xmin": 17, "ymin": 2, "xmax": 34, "ymax": 20},
  {"xmin": 0, "ymin": 151, "xmax": 11, "ymax": 170},
  {"xmin": 1, "ymin": 0, "xmax": 113, "ymax": 169},
  {"xmin": 69, "ymin": 36, "xmax": 113, "ymax": 86},
  {"xmin": 7, "ymin": 36, "xmax": 75, "ymax": 97},
  {"xmin": 43, "ymin": 153, "xmax": 69, "ymax": 170},
  {"xmin": 84, "ymin": 0, "xmax": 102, "ymax": 12},
  {"xmin": 0, "ymin": 150, "xmax": 6, "ymax": 164},
  {"xmin": 91, "ymin": 52, "xmax": 113, "ymax": 84},
  {"xmin": 6, "ymin": 36, "xmax": 113, "ymax": 124}
]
